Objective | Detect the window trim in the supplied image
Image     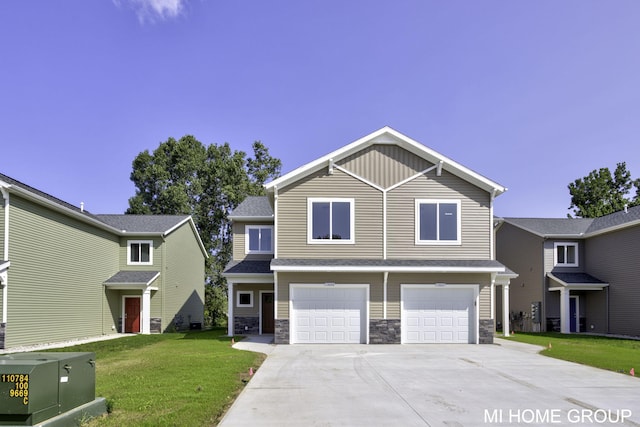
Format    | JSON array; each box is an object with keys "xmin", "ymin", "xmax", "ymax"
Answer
[
  {"xmin": 245, "ymin": 225, "xmax": 274, "ymax": 254},
  {"xmin": 554, "ymin": 242, "xmax": 579, "ymax": 267},
  {"xmin": 414, "ymin": 199, "xmax": 462, "ymax": 245},
  {"xmin": 307, "ymin": 197, "xmax": 355, "ymax": 244},
  {"xmin": 127, "ymin": 240, "xmax": 153, "ymax": 265},
  {"xmin": 237, "ymin": 290, "xmax": 254, "ymax": 308}
]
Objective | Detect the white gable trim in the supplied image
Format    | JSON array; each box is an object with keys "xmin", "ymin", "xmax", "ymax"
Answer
[{"xmin": 265, "ymin": 126, "xmax": 506, "ymax": 196}]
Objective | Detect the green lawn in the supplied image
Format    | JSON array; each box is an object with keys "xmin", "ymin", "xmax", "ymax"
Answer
[
  {"xmin": 42, "ymin": 328, "xmax": 264, "ymax": 426},
  {"xmin": 504, "ymin": 332, "xmax": 640, "ymax": 376}
]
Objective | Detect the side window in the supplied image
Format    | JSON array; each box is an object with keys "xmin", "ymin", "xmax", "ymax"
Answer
[
  {"xmin": 128, "ymin": 240, "xmax": 153, "ymax": 265},
  {"xmin": 415, "ymin": 200, "xmax": 461, "ymax": 245},
  {"xmin": 246, "ymin": 226, "xmax": 273, "ymax": 254},
  {"xmin": 555, "ymin": 242, "xmax": 578, "ymax": 267},
  {"xmin": 307, "ymin": 198, "xmax": 354, "ymax": 244}
]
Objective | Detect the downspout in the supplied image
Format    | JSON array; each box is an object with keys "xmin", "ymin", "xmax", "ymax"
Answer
[
  {"xmin": 383, "ymin": 271, "xmax": 388, "ymax": 319},
  {"xmin": 382, "ymin": 191, "xmax": 387, "ymax": 260},
  {"xmin": 1, "ymin": 188, "xmax": 9, "ymax": 325},
  {"xmin": 490, "ymin": 188, "xmax": 497, "ymax": 260},
  {"xmin": 273, "ymin": 186, "xmax": 278, "ymax": 321}
]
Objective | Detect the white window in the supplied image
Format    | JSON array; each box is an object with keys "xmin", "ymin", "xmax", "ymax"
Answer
[
  {"xmin": 307, "ymin": 198, "xmax": 354, "ymax": 244},
  {"xmin": 555, "ymin": 242, "xmax": 578, "ymax": 267},
  {"xmin": 246, "ymin": 225, "xmax": 273, "ymax": 254},
  {"xmin": 415, "ymin": 199, "xmax": 461, "ymax": 245},
  {"xmin": 128, "ymin": 240, "xmax": 153, "ymax": 265},
  {"xmin": 237, "ymin": 291, "xmax": 253, "ymax": 308}
]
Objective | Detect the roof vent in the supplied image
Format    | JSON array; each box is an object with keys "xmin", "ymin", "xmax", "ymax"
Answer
[
  {"xmin": 624, "ymin": 204, "xmax": 628, "ymax": 214},
  {"xmin": 80, "ymin": 202, "xmax": 84, "ymax": 212}
]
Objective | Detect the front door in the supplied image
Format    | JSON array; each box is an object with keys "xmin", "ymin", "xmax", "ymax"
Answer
[
  {"xmin": 570, "ymin": 296, "xmax": 579, "ymax": 333},
  {"xmin": 125, "ymin": 297, "xmax": 141, "ymax": 333},
  {"xmin": 262, "ymin": 292, "xmax": 274, "ymax": 334}
]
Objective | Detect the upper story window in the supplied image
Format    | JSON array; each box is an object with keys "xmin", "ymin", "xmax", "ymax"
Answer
[
  {"xmin": 128, "ymin": 240, "xmax": 153, "ymax": 265},
  {"xmin": 415, "ymin": 199, "xmax": 461, "ymax": 245},
  {"xmin": 555, "ymin": 242, "xmax": 578, "ymax": 267},
  {"xmin": 307, "ymin": 198, "xmax": 354, "ymax": 244},
  {"xmin": 246, "ymin": 225, "xmax": 273, "ymax": 254}
]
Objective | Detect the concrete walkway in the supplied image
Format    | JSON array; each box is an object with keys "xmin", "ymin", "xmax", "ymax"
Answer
[{"xmin": 220, "ymin": 339, "xmax": 640, "ymax": 426}]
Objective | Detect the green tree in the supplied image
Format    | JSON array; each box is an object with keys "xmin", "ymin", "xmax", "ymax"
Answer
[
  {"xmin": 127, "ymin": 136, "xmax": 281, "ymax": 325},
  {"xmin": 568, "ymin": 162, "xmax": 640, "ymax": 218}
]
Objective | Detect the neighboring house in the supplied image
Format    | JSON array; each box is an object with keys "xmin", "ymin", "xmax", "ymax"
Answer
[
  {"xmin": 0, "ymin": 173, "xmax": 207, "ymax": 350},
  {"xmin": 224, "ymin": 127, "xmax": 517, "ymax": 344},
  {"xmin": 496, "ymin": 206, "xmax": 640, "ymax": 337}
]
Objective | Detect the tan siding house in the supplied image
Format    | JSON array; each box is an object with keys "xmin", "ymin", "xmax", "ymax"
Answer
[
  {"xmin": 496, "ymin": 209, "xmax": 640, "ymax": 337},
  {"xmin": 0, "ymin": 173, "xmax": 207, "ymax": 350},
  {"xmin": 224, "ymin": 127, "xmax": 516, "ymax": 344}
]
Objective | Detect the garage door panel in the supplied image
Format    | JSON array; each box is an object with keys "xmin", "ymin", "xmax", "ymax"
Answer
[
  {"xmin": 292, "ymin": 286, "xmax": 366, "ymax": 344},
  {"xmin": 402, "ymin": 287, "xmax": 475, "ymax": 344}
]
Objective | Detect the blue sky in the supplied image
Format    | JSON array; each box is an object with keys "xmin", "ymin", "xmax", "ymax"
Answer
[{"xmin": 1, "ymin": 1, "xmax": 639, "ymax": 218}]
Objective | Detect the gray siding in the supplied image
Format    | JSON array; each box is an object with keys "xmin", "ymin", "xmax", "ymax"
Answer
[
  {"xmin": 585, "ymin": 226, "xmax": 640, "ymax": 336},
  {"xmin": 387, "ymin": 170, "xmax": 491, "ymax": 259},
  {"xmin": 277, "ymin": 168, "xmax": 383, "ymax": 259},
  {"xmin": 496, "ymin": 223, "xmax": 546, "ymax": 330},
  {"xmin": 7, "ymin": 195, "xmax": 119, "ymax": 348}
]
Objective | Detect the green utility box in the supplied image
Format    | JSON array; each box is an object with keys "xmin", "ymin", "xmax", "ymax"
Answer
[{"xmin": 0, "ymin": 352, "xmax": 104, "ymax": 426}]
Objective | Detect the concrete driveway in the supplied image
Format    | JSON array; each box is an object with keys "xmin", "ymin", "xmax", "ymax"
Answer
[{"xmin": 219, "ymin": 339, "xmax": 640, "ymax": 426}]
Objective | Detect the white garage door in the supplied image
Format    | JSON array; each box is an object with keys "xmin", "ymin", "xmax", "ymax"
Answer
[
  {"xmin": 402, "ymin": 286, "xmax": 475, "ymax": 344},
  {"xmin": 291, "ymin": 286, "xmax": 367, "ymax": 344}
]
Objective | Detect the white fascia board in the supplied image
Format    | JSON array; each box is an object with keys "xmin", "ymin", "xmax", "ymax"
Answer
[
  {"xmin": 502, "ymin": 220, "xmax": 584, "ymax": 239},
  {"xmin": 584, "ymin": 219, "xmax": 640, "ymax": 238},
  {"xmin": 0, "ymin": 261, "xmax": 9, "ymax": 270},
  {"xmin": 271, "ymin": 265, "xmax": 505, "ymax": 273},
  {"xmin": 228, "ymin": 215, "xmax": 274, "ymax": 222},
  {"xmin": 221, "ymin": 273, "xmax": 274, "ymax": 283},
  {"xmin": 265, "ymin": 126, "xmax": 507, "ymax": 196}
]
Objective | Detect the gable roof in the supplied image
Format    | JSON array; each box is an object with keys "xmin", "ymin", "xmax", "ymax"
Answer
[
  {"xmin": 265, "ymin": 126, "xmax": 507, "ymax": 196},
  {"xmin": 228, "ymin": 196, "xmax": 273, "ymax": 221},
  {"xmin": 501, "ymin": 205, "xmax": 640, "ymax": 239},
  {"xmin": 95, "ymin": 214, "xmax": 191, "ymax": 234}
]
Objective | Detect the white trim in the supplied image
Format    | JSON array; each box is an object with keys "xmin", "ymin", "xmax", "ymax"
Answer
[
  {"xmin": 271, "ymin": 264, "xmax": 505, "ymax": 273},
  {"xmin": 265, "ymin": 126, "xmax": 507, "ymax": 196},
  {"xmin": 245, "ymin": 225, "xmax": 274, "ymax": 254},
  {"xmin": 289, "ymin": 283, "xmax": 369, "ymax": 344},
  {"xmin": 122, "ymin": 296, "xmax": 142, "ymax": 334},
  {"xmin": 273, "ymin": 272, "xmax": 278, "ymax": 319},
  {"xmin": 0, "ymin": 188, "xmax": 8, "ymax": 325},
  {"xmin": 383, "ymin": 271, "xmax": 388, "ymax": 319},
  {"xmin": 274, "ymin": 186, "xmax": 279, "ymax": 258},
  {"xmin": 227, "ymin": 282, "xmax": 234, "ymax": 336},
  {"xmin": 386, "ymin": 165, "xmax": 438, "ymax": 192},
  {"xmin": 127, "ymin": 240, "xmax": 154, "ymax": 266},
  {"xmin": 236, "ymin": 290, "xmax": 254, "ymax": 308},
  {"xmin": 400, "ymin": 284, "xmax": 479, "ymax": 344},
  {"xmin": 415, "ymin": 199, "xmax": 462, "ymax": 245},
  {"xmin": 307, "ymin": 198, "xmax": 355, "ymax": 244},
  {"xmin": 554, "ymin": 242, "xmax": 579, "ymax": 267},
  {"xmin": 333, "ymin": 165, "xmax": 384, "ymax": 192}
]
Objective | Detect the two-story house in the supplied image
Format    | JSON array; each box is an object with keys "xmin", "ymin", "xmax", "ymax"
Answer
[
  {"xmin": 0, "ymin": 173, "xmax": 207, "ymax": 350},
  {"xmin": 496, "ymin": 206, "xmax": 640, "ymax": 337},
  {"xmin": 224, "ymin": 127, "xmax": 516, "ymax": 344}
]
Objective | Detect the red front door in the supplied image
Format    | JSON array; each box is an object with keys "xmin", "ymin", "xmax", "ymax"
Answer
[{"xmin": 125, "ymin": 298, "xmax": 141, "ymax": 333}]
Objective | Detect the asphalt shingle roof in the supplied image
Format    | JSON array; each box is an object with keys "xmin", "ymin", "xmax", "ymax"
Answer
[
  {"xmin": 104, "ymin": 270, "xmax": 160, "ymax": 284},
  {"xmin": 549, "ymin": 272, "xmax": 607, "ymax": 284},
  {"xmin": 501, "ymin": 217, "xmax": 594, "ymax": 237},
  {"xmin": 224, "ymin": 260, "xmax": 273, "ymax": 275},
  {"xmin": 586, "ymin": 205, "xmax": 640, "ymax": 234},
  {"xmin": 95, "ymin": 215, "xmax": 189, "ymax": 233},
  {"xmin": 229, "ymin": 196, "xmax": 273, "ymax": 219}
]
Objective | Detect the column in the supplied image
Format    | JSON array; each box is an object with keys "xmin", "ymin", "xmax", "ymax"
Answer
[
  {"xmin": 141, "ymin": 287, "xmax": 151, "ymax": 334},
  {"xmin": 227, "ymin": 282, "xmax": 234, "ymax": 337},
  {"xmin": 560, "ymin": 287, "xmax": 570, "ymax": 334},
  {"xmin": 502, "ymin": 284, "xmax": 510, "ymax": 337}
]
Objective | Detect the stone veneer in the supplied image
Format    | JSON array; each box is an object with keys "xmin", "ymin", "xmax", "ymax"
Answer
[
  {"xmin": 0, "ymin": 323, "xmax": 5, "ymax": 349},
  {"xmin": 234, "ymin": 316, "xmax": 259, "ymax": 335},
  {"xmin": 151, "ymin": 317, "xmax": 162, "ymax": 333},
  {"xmin": 274, "ymin": 319, "xmax": 289, "ymax": 344},
  {"xmin": 479, "ymin": 319, "xmax": 494, "ymax": 344},
  {"xmin": 369, "ymin": 319, "xmax": 401, "ymax": 344}
]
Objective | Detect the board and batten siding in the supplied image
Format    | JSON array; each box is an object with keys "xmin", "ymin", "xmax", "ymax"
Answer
[
  {"xmin": 585, "ymin": 226, "xmax": 640, "ymax": 336},
  {"xmin": 337, "ymin": 144, "xmax": 433, "ymax": 189},
  {"xmin": 7, "ymin": 195, "xmax": 119, "ymax": 348},
  {"xmin": 232, "ymin": 221, "xmax": 275, "ymax": 262},
  {"xmin": 164, "ymin": 223, "xmax": 205, "ymax": 329},
  {"xmin": 276, "ymin": 272, "xmax": 382, "ymax": 319},
  {"xmin": 277, "ymin": 168, "xmax": 383, "ymax": 259},
  {"xmin": 387, "ymin": 170, "xmax": 491, "ymax": 259}
]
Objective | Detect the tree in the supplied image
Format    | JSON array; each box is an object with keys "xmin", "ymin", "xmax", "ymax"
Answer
[
  {"xmin": 127, "ymin": 136, "xmax": 281, "ymax": 325},
  {"xmin": 568, "ymin": 162, "xmax": 640, "ymax": 218}
]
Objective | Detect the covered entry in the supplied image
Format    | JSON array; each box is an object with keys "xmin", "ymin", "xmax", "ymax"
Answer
[
  {"xmin": 548, "ymin": 273, "xmax": 608, "ymax": 333},
  {"xmin": 290, "ymin": 284, "xmax": 368, "ymax": 344},
  {"xmin": 402, "ymin": 284, "xmax": 478, "ymax": 344},
  {"xmin": 104, "ymin": 271, "xmax": 160, "ymax": 334}
]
